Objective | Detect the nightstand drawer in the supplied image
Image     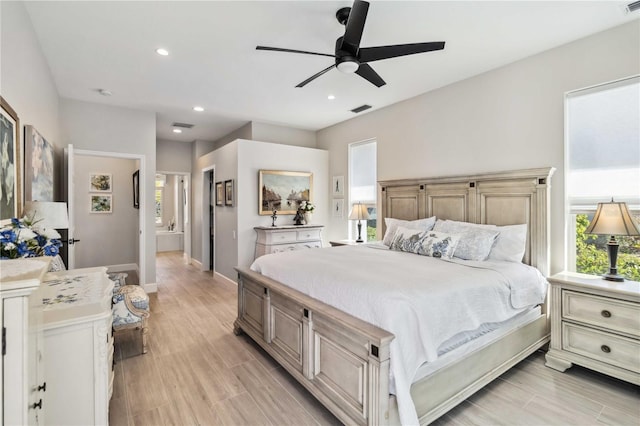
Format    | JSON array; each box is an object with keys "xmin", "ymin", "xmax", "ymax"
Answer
[
  {"xmin": 296, "ymin": 229, "xmax": 322, "ymax": 242},
  {"xmin": 562, "ymin": 290, "xmax": 640, "ymax": 337},
  {"xmin": 562, "ymin": 323, "xmax": 640, "ymax": 373}
]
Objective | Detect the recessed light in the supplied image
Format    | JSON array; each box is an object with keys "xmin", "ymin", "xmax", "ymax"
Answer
[
  {"xmin": 98, "ymin": 89, "xmax": 113, "ymax": 96},
  {"xmin": 193, "ymin": 106, "xmax": 204, "ymax": 112},
  {"xmin": 173, "ymin": 128, "xmax": 182, "ymax": 134},
  {"xmin": 327, "ymin": 95, "xmax": 336, "ymax": 100},
  {"xmin": 156, "ymin": 48, "xmax": 169, "ymax": 56}
]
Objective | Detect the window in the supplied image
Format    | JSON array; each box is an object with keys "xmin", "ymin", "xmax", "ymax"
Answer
[
  {"xmin": 349, "ymin": 139, "xmax": 377, "ymax": 241},
  {"xmin": 566, "ymin": 76, "xmax": 640, "ymax": 280},
  {"xmin": 155, "ymin": 174, "xmax": 165, "ymax": 225}
]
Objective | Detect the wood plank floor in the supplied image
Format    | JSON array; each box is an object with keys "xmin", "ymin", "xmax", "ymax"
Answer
[{"xmin": 110, "ymin": 251, "xmax": 639, "ymax": 426}]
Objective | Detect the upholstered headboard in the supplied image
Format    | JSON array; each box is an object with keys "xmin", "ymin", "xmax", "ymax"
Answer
[{"xmin": 378, "ymin": 167, "xmax": 555, "ymax": 276}]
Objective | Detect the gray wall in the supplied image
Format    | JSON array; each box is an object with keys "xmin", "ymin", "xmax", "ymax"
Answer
[
  {"xmin": 213, "ymin": 123, "xmax": 252, "ymax": 150},
  {"xmin": 157, "ymin": 139, "xmax": 192, "ymax": 173},
  {"xmin": 1, "ymin": 1, "xmax": 61, "ymax": 199},
  {"xmin": 74, "ymin": 156, "xmax": 138, "ymax": 268},
  {"xmin": 317, "ymin": 21, "xmax": 640, "ymax": 275},
  {"xmin": 60, "ymin": 98, "xmax": 157, "ymax": 284},
  {"xmin": 251, "ymin": 122, "xmax": 317, "ymax": 148}
]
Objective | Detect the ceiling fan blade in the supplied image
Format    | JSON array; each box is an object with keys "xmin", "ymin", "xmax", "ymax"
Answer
[
  {"xmin": 256, "ymin": 46, "xmax": 336, "ymax": 58},
  {"xmin": 355, "ymin": 63, "xmax": 386, "ymax": 88},
  {"xmin": 358, "ymin": 41, "xmax": 445, "ymax": 63},
  {"xmin": 341, "ymin": 0, "xmax": 369, "ymax": 52},
  {"xmin": 296, "ymin": 64, "xmax": 337, "ymax": 88}
]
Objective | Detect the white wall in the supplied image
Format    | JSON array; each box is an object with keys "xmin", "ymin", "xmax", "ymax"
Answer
[
  {"xmin": 1, "ymin": 1, "xmax": 60, "ymax": 198},
  {"xmin": 59, "ymin": 98, "xmax": 157, "ymax": 284},
  {"xmin": 317, "ymin": 21, "xmax": 640, "ymax": 275},
  {"xmin": 157, "ymin": 139, "xmax": 192, "ymax": 173},
  {"xmin": 74, "ymin": 155, "xmax": 138, "ymax": 268},
  {"xmin": 251, "ymin": 122, "xmax": 317, "ymax": 148}
]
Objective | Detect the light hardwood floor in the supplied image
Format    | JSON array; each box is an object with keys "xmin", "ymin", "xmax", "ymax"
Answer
[{"xmin": 110, "ymin": 251, "xmax": 639, "ymax": 426}]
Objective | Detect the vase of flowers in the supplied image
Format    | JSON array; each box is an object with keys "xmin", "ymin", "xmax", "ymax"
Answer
[
  {"xmin": 300, "ymin": 201, "xmax": 315, "ymax": 225},
  {"xmin": 0, "ymin": 216, "xmax": 62, "ymax": 259}
]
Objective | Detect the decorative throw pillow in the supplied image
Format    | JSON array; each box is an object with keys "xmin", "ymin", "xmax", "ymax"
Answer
[
  {"xmin": 488, "ymin": 224, "xmax": 528, "ymax": 263},
  {"xmin": 433, "ymin": 220, "xmax": 499, "ymax": 261},
  {"xmin": 383, "ymin": 216, "xmax": 436, "ymax": 246},
  {"xmin": 417, "ymin": 231, "xmax": 461, "ymax": 259},
  {"xmin": 389, "ymin": 226, "xmax": 426, "ymax": 254}
]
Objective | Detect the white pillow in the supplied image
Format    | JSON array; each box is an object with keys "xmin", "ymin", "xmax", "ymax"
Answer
[
  {"xmin": 383, "ymin": 216, "xmax": 436, "ymax": 246},
  {"xmin": 418, "ymin": 231, "xmax": 461, "ymax": 259},
  {"xmin": 488, "ymin": 224, "xmax": 528, "ymax": 263},
  {"xmin": 433, "ymin": 220, "xmax": 499, "ymax": 261}
]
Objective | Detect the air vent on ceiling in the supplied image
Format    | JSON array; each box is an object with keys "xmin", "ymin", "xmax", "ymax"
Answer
[
  {"xmin": 626, "ymin": 1, "xmax": 640, "ymax": 13},
  {"xmin": 172, "ymin": 122, "xmax": 194, "ymax": 128},
  {"xmin": 350, "ymin": 104, "xmax": 372, "ymax": 113}
]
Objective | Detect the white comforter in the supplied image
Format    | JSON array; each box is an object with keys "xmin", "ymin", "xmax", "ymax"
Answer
[{"xmin": 251, "ymin": 244, "xmax": 548, "ymax": 425}]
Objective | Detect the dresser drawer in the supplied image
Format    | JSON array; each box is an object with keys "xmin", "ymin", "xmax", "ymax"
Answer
[
  {"xmin": 562, "ymin": 290, "xmax": 640, "ymax": 337},
  {"xmin": 259, "ymin": 231, "xmax": 298, "ymax": 245},
  {"xmin": 297, "ymin": 229, "xmax": 322, "ymax": 242},
  {"xmin": 562, "ymin": 323, "xmax": 640, "ymax": 373}
]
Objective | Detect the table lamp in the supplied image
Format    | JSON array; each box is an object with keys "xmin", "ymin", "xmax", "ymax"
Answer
[
  {"xmin": 348, "ymin": 202, "xmax": 370, "ymax": 243},
  {"xmin": 585, "ymin": 199, "xmax": 640, "ymax": 282},
  {"xmin": 23, "ymin": 201, "xmax": 69, "ymax": 230}
]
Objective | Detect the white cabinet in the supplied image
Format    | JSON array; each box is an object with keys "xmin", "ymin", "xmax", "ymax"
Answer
[
  {"xmin": 254, "ymin": 225, "xmax": 324, "ymax": 259},
  {"xmin": 1, "ymin": 257, "xmax": 51, "ymax": 426},
  {"xmin": 545, "ymin": 272, "xmax": 640, "ymax": 385},
  {"xmin": 41, "ymin": 267, "xmax": 114, "ymax": 426}
]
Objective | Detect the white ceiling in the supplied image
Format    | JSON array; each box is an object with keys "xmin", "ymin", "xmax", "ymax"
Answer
[{"xmin": 24, "ymin": 1, "xmax": 638, "ymax": 143}]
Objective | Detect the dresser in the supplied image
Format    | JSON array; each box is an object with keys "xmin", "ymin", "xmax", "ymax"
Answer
[
  {"xmin": 41, "ymin": 267, "xmax": 114, "ymax": 425},
  {"xmin": 254, "ymin": 225, "xmax": 324, "ymax": 259},
  {"xmin": 545, "ymin": 272, "xmax": 640, "ymax": 385},
  {"xmin": 1, "ymin": 257, "xmax": 51, "ymax": 426}
]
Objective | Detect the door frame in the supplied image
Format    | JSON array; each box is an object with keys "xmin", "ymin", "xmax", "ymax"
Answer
[
  {"xmin": 69, "ymin": 147, "xmax": 146, "ymax": 284},
  {"xmin": 201, "ymin": 165, "xmax": 215, "ymax": 272},
  {"xmin": 156, "ymin": 170, "xmax": 192, "ymax": 262}
]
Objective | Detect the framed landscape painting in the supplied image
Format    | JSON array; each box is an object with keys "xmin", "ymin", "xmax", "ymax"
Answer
[
  {"xmin": 225, "ymin": 179, "xmax": 234, "ymax": 206},
  {"xmin": 259, "ymin": 170, "xmax": 312, "ymax": 215},
  {"xmin": 0, "ymin": 97, "xmax": 21, "ymax": 221},
  {"xmin": 215, "ymin": 181, "xmax": 223, "ymax": 206},
  {"xmin": 90, "ymin": 173, "xmax": 112, "ymax": 192},
  {"xmin": 90, "ymin": 194, "xmax": 112, "ymax": 213},
  {"xmin": 24, "ymin": 125, "xmax": 54, "ymax": 202}
]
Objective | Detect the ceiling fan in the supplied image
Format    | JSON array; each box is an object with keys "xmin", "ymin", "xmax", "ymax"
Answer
[{"xmin": 256, "ymin": 0, "xmax": 445, "ymax": 88}]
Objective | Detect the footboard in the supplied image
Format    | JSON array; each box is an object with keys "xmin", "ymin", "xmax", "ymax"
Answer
[{"xmin": 234, "ymin": 267, "xmax": 395, "ymax": 425}]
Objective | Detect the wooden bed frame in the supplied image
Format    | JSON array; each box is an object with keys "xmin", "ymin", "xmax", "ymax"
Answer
[{"xmin": 235, "ymin": 167, "xmax": 555, "ymax": 425}]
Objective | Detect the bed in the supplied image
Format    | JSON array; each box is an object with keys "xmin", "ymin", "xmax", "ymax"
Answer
[{"xmin": 234, "ymin": 167, "xmax": 555, "ymax": 425}]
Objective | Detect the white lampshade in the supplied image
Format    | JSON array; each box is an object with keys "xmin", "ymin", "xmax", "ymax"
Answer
[
  {"xmin": 348, "ymin": 203, "xmax": 370, "ymax": 221},
  {"xmin": 585, "ymin": 201, "xmax": 640, "ymax": 236},
  {"xmin": 23, "ymin": 201, "xmax": 69, "ymax": 229}
]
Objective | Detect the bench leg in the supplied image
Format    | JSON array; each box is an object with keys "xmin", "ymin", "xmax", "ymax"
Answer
[{"xmin": 141, "ymin": 319, "xmax": 149, "ymax": 354}]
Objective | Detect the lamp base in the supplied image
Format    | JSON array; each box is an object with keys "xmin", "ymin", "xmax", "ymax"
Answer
[
  {"xmin": 603, "ymin": 237, "xmax": 624, "ymax": 282},
  {"xmin": 602, "ymin": 273, "xmax": 624, "ymax": 282}
]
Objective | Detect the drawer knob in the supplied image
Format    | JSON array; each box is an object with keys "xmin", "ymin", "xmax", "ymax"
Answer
[
  {"xmin": 601, "ymin": 345, "xmax": 611, "ymax": 353},
  {"xmin": 601, "ymin": 310, "xmax": 611, "ymax": 318}
]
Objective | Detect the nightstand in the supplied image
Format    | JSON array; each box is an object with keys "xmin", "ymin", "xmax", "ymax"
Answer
[
  {"xmin": 545, "ymin": 271, "xmax": 640, "ymax": 385},
  {"xmin": 329, "ymin": 239, "xmax": 361, "ymax": 247}
]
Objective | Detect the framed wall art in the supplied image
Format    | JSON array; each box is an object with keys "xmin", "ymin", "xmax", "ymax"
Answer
[
  {"xmin": 90, "ymin": 173, "xmax": 112, "ymax": 192},
  {"xmin": 132, "ymin": 170, "xmax": 140, "ymax": 209},
  {"xmin": 24, "ymin": 125, "xmax": 54, "ymax": 202},
  {"xmin": 332, "ymin": 198, "xmax": 344, "ymax": 218},
  {"xmin": 259, "ymin": 170, "xmax": 312, "ymax": 215},
  {"xmin": 0, "ymin": 96, "xmax": 21, "ymax": 221},
  {"xmin": 332, "ymin": 175, "xmax": 344, "ymax": 197},
  {"xmin": 225, "ymin": 179, "xmax": 234, "ymax": 207},
  {"xmin": 90, "ymin": 194, "xmax": 112, "ymax": 213},
  {"xmin": 215, "ymin": 181, "xmax": 224, "ymax": 206}
]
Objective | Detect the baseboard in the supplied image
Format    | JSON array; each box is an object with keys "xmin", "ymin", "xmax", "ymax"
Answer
[
  {"xmin": 143, "ymin": 282, "xmax": 158, "ymax": 293},
  {"xmin": 107, "ymin": 263, "xmax": 138, "ymax": 273},
  {"xmin": 215, "ymin": 271, "xmax": 238, "ymax": 286},
  {"xmin": 191, "ymin": 258, "xmax": 203, "ymax": 269}
]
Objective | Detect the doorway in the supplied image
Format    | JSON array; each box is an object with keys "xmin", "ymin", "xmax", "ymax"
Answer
[
  {"xmin": 201, "ymin": 166, "xmax": 215, "ymax": 273},
  {"xmin": 154, "ymin": 171, "xmax": 191, "ymax": 262}
]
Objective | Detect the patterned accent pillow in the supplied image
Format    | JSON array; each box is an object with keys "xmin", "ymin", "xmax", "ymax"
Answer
[
  {"xmin": 417, "ymin": 231, "xmax": 461, "ymax": 259},
  {"xmin": 383, "ymin": 216, "xmax": 436, "ymax": 246},
  {"xmin": 433, "ymin": 220, "xmax": 499, "ymax": 261},
  {"xmin": 389, "ymin": 226, "xmax": 426, "ymax": 253}
]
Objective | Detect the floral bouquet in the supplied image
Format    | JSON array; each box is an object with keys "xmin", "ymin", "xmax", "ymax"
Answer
[
  {"xmin": 0, "ymin": 216, "xmax": 62, "ymax": 259},
  {"xmin": 299, "ymin": 200, "xmax": 315, "ymax": 212}
]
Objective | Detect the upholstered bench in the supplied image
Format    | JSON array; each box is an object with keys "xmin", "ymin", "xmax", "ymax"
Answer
[{"xmin": 109, "ymin": 273, "xmax": 150, "ymax": 354}]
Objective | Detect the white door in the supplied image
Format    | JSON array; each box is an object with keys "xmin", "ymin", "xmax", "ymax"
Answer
[{"xmin": 64, "ymin": 144, "xmax": 77, "ymax": 269}]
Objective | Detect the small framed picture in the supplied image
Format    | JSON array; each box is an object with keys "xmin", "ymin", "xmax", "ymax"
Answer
[
  {"xmin": 332, "ymin": 198, "xmax": 344, "ymax": 218},
  {"xmin": 215, "ymin": 181, "xmax": 224, "ymax": 206},
  {"xmin": 90, "ymin": 173, "xmax": 112, "ymax": 192},
  {"xmin": 332, "ymin": 176, "xmax": 344, "ymax": 197},
  {"xmin": 132, "ymin": 170, "xmax": 140, "ymax": 209},
  {"xmin": 90, "ymin": 194, "xmax": 112, "ymax": 213},
  {"xmin": 225, "ymin": 179, "xmax": 234, "ymax": 206}
]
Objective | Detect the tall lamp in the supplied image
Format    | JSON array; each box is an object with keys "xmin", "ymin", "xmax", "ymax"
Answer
[
  {"xmin": 585, "ymin": 199, "xmax": 640, "ymax": 282},
  {"xmin": 348, "ymin": 202, "xmax": 370, "ymax": 243}
]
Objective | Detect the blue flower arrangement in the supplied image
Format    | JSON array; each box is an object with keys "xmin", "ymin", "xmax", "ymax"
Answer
[{"xmin": 0, "ymin": 216, "xmax": 62, "ymax": 259}]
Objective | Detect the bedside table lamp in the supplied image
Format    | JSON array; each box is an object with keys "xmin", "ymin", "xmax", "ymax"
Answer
[
  {"xmin": 585, "ymin": 199, "xmax": 640, "ymax": 282},
  {"xmin": 348, "ymin": 202, "xmax": 369, "ymax": 243},
  {"xmin": 24, "ymin": 201, "xmax": 69, "ymax": 230}
]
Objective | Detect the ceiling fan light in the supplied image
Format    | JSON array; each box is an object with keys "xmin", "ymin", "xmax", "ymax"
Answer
[{"xmin": 337, "ymin": 60, "xmax": 359, "ymax": 74}]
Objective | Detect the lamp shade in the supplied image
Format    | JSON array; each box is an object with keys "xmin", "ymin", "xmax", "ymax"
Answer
[
  {"xmin": 348, "ymin": 203, "xmax": 370, "ymax": 221},
  {"xmin": 585, "ymin": 201, "xmax": 640, "ymax": 236},
  {"xmin": 23, "ymin": 201, "xmax": 69, "ymax": 229}
]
